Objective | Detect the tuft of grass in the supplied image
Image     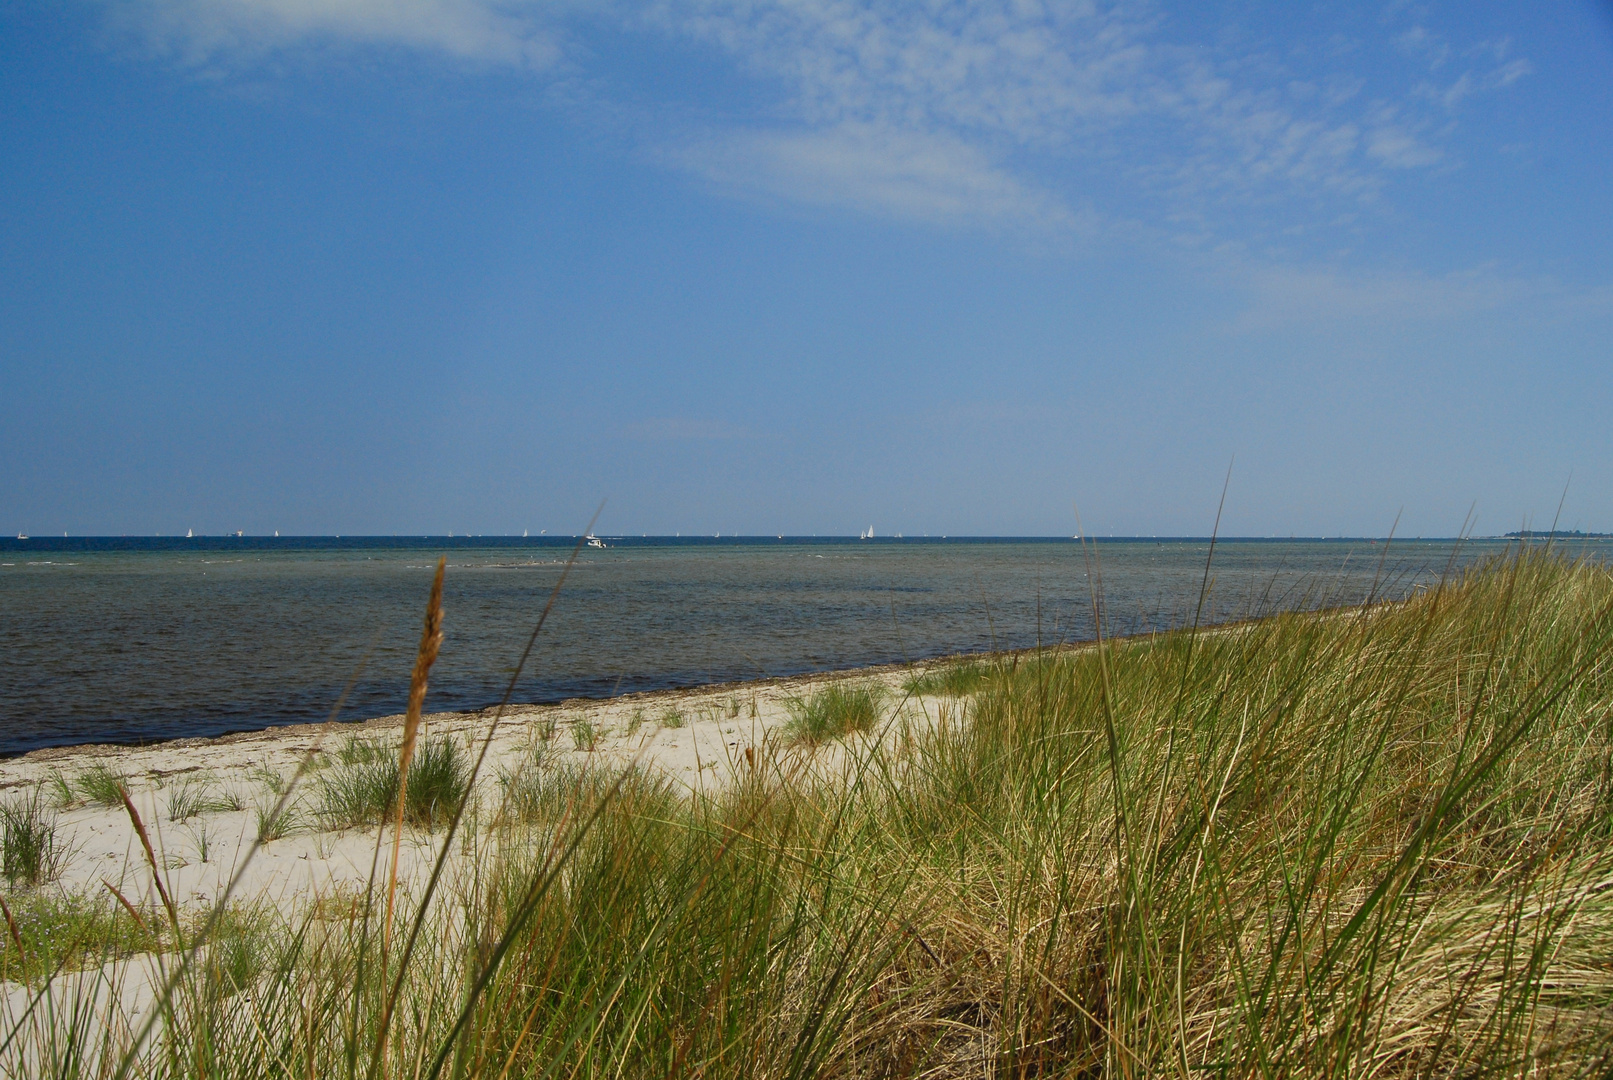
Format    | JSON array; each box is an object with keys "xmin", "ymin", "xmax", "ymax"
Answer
[
  {"xmin": 903, "ymin": 658, "xmax": 995, "ymax": 697},
  {"xmin": 535, "ymin": 711, "xmax": 558, "ymax": 743},
  {"xmin": 1, "ymin": 787, "xmax": 69, "ymax": 886},
  {"xmin": 571, "ymin": 717, "xmax": 599, "ymax": 752},
  {"xmin": 314, "ymin": 738, "xmax": 396, "ymax": 829},
  {"xmin": 784, "ymin": 682, "xmax": 887, "ymax": 745},
  {"xmin": 212, "ymin": 787, "xmax": 247, "ymax": 812},
  {"xmin": 316, "ymin": 735, "xmax": 470, "ymax": 829},
  {"xmin": 254, "ymin": 796, "xmax": 299, "ymax": 842},
  {"xmin": 404, "ymin": 736, "xmax": 471, "ymax": 825},
  {"xmin": 626, "ymin": 706, "xmax": 645, "ymax": 735},
  {"xmin": 73, "ymin": 762, "xmax": 126, "ymax": 807},
  {"xmin": 247, "ymin": 763, "xmax": 286, "ymax": 795},
  {"xmin": 197, "ymin": 904, "xmax": 292, "ymax": 1001},
  {"xmin": 660, "ymin": 706, "xmax": 685, "ymax": 729},
  {"xmin": 44, "ymin": 770, "xmax": 74, "ymax": 809},
  {"xmin": 498, "ymin": 761, "xmax": 670, "ymax": 828},
  {"xmin": 165, "ymin": 777, "xmax": 215, "ymax": 821},
  {"xmin": 186, "ymin": 820, "xmax": 214, "ymax": 863}
]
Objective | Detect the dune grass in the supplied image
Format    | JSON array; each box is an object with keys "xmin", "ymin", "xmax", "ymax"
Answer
[
  {"xmin": 902, "ymin": 657, "xmax": 996, "ymax": 697},
  {"xmin": 71, "ymin": 763, "xmax": 127, "ymax": 808},
  {"xmin": 0, "ymin": 788, "xmax": 68, "ymax": 887},
  {"xmin": 571, "ymin": 717, "xmax": 599, "ymax": 752},
  {"xmin": 315, "ymin": 734, "xmax": 471, "ymax": 829},
  {"xmin": 8, "ymin": 546, "xmax": 1613, "ymax": 1077},
  {"xmin": 162, "ymin": 776, "xmax": 241, "ymax": 822},
  {"xmin": 784, "ymin": 681, "xmax": 888, "ymax": 744}
]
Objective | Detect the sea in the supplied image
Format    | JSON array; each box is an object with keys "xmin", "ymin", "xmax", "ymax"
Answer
[{"xmin": 0, "ymin": 535, "xmax": 1595, "ymax": 757}]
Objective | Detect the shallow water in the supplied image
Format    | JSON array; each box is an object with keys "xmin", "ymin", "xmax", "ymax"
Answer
[{"xmin": 0, "ymin": 535, "xmax": 1581, "ymax": 755}]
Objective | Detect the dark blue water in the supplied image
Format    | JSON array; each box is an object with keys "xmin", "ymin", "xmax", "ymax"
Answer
[{"xmin": 0, "ymin": 535, "xmax": 1579, "ymax": 755}]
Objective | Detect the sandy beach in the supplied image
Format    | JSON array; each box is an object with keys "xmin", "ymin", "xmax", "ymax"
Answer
[{"xmin": 0, "ymin": 661, "xmax": 952, "ymax": 920}]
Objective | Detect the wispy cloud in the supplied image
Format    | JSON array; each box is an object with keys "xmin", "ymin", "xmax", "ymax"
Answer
[
  {"xmin": 106, "ymin": 0, "xmax": 564, "ymax": 68},
  {"xmin": 672, "ymin": 122, "xmax": 1081, "ymax": 228},
  {"xmin": 91, "ymin": 1, "xmax": 1536, "ymax": 237}
]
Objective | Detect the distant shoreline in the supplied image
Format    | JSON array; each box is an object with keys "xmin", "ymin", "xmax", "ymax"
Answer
[{"xmin": 0, "ymin": 534, "xmax": 1558, "ymax": 554}]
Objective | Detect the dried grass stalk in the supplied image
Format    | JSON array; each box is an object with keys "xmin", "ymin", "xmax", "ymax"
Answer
[
  {"xmin": 378, "ymin": 555, "xmax": 446, "ymax": 1073},
  {"xmin": 119, "ymin": 786, "xmax": 179, "ymax": 933}
]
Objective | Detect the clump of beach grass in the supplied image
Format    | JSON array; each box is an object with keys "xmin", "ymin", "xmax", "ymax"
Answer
[
  {"xmin": 571, "ymin": 717, "xmax": 599, "ymax": 752},
  {"xmin": 660, "ymin": 705, "xmax": 685, "ymax": 729},
  {"xmin": 1, "ymin": 788, "xmax": 69, "ymax": 886},
  {"xmin": 253, "ymin": 795, "xmax": 299, "ymax": 842},
  {"xmin": 246, "ymin": 762, "xmax": 286, "ymax": 796},
  {"xmin": 185, "ymin": 820, "xmax": 214, "ymax": 863},
  {"xmin": 403, "ymin": 735, "xmax": 470, "ymax": 825},
  {"xmin": 903, "ymin": 657, "xmax": 995, "ymax": 697},
  {"xmin": 163, "ymin": 775, "xmax": 232, "ymax": 821},
  {"xmin": 72, "ymin": 763, "xmax": 126, "ymax": 807},
  {"xmin": 535, "ymin": 711, "xmax": 558, "ymax": 743},
  {"xmin": 785, "ymin": 681, "xmax": 887, "ymax": 744},
  {"xmin": 315, "ymin": 734, "xmax": 470, "ymax": 829},
  {"xmin": 44, "ymin": 770, "xmax": 74, "ymax": 809}
]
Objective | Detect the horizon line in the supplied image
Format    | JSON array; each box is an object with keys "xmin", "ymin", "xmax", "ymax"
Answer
[{"xmin": 4, "ymin": 533, "xmax": 1589, "ymax": 544}]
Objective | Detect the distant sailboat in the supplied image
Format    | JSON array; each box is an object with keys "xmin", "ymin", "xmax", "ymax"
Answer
[
  {"xmin": 186, "ymin": 529, "xmax": 194, "ymax": 538},
  {"xmin": 522, "ymin": 529, "xmax": 528, "ymax": 537},
  {"xmin": 860, "ymin": 526, "xmax": 874, "ymax": 540}
]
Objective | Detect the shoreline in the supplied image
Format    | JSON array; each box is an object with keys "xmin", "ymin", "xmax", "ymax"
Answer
[
  {"xmin": 0, "ymin": 651, "xmax": 996, "ymax": 919},
  {"xmin": 3, "ymin": 652, "xmax": 960, "ymax": 767},
  {"xmin": 5, "ymin": 595, "xmax": 1384, "ymax": 767},
  {"xmin": 8, "ymin": 633, "xmax": 1112, "ymax": 766}
]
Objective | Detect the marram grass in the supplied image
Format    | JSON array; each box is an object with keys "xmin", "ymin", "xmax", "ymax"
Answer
[{"xmin": 6, "ymin": 547, "xmax": 1613, "ymax": 1078}]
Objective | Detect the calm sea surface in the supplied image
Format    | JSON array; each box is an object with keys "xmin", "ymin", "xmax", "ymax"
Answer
[{"xmin": 0, "ymin": 536, "xmax": 1588, "ymax": 756}]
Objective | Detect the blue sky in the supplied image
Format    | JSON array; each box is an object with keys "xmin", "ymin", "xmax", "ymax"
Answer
[{"xmin": 2, "ymin": 1, "xmax": 1610, "ymax": 537}]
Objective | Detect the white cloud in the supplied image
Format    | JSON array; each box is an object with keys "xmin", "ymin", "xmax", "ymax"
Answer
[
  {"xmin": 1392, "ymin": 25, "xmax": 1450, "ymax": 69},
  {"xmin": 1365, "ymin": 126, "xmax": 1442, "ymax": 169},
  {"xmin": 91, "ymin": 1, "xmax": 1535, "ymax": 236},
  {"xmin": 1417, "ymin": 54, "xmax": 1533, "ymax": 112},
  {"xmin": 674, "ymin": 122, "xmax": 1079, "ymax": 228},
  {"xmin": 105, "ymin": 0, "xmax": 563, "ymax": 68}
]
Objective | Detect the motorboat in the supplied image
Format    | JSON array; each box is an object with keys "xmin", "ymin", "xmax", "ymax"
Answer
[{"xmin": 586, "ymin": 533, "xmax": 607, "ymax": 549}]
